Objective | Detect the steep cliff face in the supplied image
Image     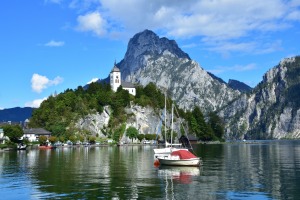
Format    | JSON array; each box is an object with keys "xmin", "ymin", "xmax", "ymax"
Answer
[
  {"xmin": 117, "ymin": 30, "xmax": 240, "ymax": 113},
  {"xmin": 219, "ymin": 56, "xmax": 300, "ymax": 139},
  {"xmin": 76, "ymin": 104, "xmax": 186, "ymax": 140}
]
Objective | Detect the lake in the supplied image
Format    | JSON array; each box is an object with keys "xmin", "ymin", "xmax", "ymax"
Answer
[{"xmin": 1, "ymin": 140, "xmax": 300, "ymax": 199}]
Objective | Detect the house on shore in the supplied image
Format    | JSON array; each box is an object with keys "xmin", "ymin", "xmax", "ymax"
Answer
[{"xmin": 23, "ymin": 128, "xmax": 51, "ymax": 142}]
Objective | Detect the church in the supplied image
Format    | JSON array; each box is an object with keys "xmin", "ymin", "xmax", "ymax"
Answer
[{"xmin": 110, "ymin": 62, "xmax": 136, "ymax": 96}]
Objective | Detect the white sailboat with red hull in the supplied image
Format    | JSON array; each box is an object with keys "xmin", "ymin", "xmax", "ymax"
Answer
[
  {"xmin": 157, "ymin": 149, "xmax": 201, "ymax": 166},
  {"xmin": 153, "ymin": 94, "xmax": 189, "ymax": 156}
]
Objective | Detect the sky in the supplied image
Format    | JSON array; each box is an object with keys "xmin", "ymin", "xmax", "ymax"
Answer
[{"xmin": 1, "ymin": 0, "xmax": 300, "ymax": 109}]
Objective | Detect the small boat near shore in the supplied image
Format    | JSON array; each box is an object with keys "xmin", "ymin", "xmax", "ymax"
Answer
[
  {"xmin": 17, "ymin": 143, "xmax": 27, "ymax": 150},
  {"xmin": 38, "ymin": 145, "xmax": 56, "ymax": 149}
]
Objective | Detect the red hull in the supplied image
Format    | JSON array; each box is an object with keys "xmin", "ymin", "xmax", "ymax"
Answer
[{"xmin": 39, "ymin": 146, "xmax": 55, "ymax": 149}]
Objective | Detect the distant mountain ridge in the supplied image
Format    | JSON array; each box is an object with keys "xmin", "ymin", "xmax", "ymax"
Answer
[
  {"xmin": 228, "ymin": 79, "xmax": 252, "ymax": 93},
  {"xmin": 0, "ymin": 107, "xmax": 34, "ymax": 123},
  {"xmin": 206, "ymin": 73, "xmax": 252, "ymax": 93}
]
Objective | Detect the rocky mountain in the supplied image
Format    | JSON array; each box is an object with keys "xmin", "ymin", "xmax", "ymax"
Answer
[
  {"xmin": 228, "ymin": 79, "xmax": 252, "ymax": 93},
  {"xmin": 116, "ymin": 30, "xmax": 240, "ymax": 113},
  {"xmin": 84, "ymin": 30, "xmax": 300, "ymax": 140},
  {"xmin": 219, "ymin": 56, "xmax": 300, "ymax": 139}
]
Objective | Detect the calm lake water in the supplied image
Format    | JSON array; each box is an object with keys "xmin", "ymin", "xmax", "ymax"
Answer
[{"xmin": 1, "ymin": 140, "xmax": 300, "ymax": 199}]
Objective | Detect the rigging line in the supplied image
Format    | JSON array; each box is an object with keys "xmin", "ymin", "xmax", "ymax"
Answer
[
  {"xmin": 165, "ymin": 97, "xmax": 197, "ymax": 154},
  {"xmin": 155, "ymin": 109, "xmax": 164, "ymax": 141}
]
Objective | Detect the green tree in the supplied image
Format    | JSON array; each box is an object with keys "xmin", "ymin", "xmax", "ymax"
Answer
[
  {"xmin": 191, "ymin": 107, "xmax": 214, "ymax": 141},
  {"xmin": 208, "ymin": 112, "xmax": 225, "ymax": 140},
  {"xmin": 69, "ymin": 135, "xmax": 77, "ymax": 144},
  {"xmin": 88, "ymin": 136, "xmax": 96, "ymax": 144},
  {"xmin": 145, "ymin": 133, "xmax": 157, "ymax": 141},
  {"xmin": 137, "ymin": 134, "xmax": 145, "ymax": 142},
  {"xmin": 48, "ymin": 136, "xmax": 58, "ymax": 144},
  {"xmin": 126, "ymin": 126, "xmax": 139, "ymax": 142},
  {"xmin": 49, "ymin": 122, "xmax": 66, "ymax": 136},
  {"xmin": 59, "ymin": 136, "xmax": 65, "ymax": 143},
  {"xmin": 112, "ymin": 124, "xmax": 126, "ymax": 142},
  {"xmin": 39, "ymin": 135, "xmax": 48, "ymax": 146},
  {"xmin": 2, "ymin": 125, "xmax": 23, "ymax": 143},
  {"xmin": 78, "ymin": 135, "xmax": 85, "ymax": 142}
]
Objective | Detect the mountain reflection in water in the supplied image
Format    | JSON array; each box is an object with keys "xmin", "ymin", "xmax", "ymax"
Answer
[{"xmin": 0, "ymin": 141, "xmax": 300, "ymax": 199}]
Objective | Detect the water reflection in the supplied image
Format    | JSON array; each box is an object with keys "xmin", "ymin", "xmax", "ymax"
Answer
[
  {"xmin": 1, "ymin": 141, "xmax": 300, "ymax": 199},
  {"xmin": 158, "ymin": 166, "xmax": 201, "ymax": 184}
]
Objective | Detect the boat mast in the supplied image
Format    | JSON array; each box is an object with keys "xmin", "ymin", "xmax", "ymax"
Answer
[
  {"xmin": 164, "ymin": 91, "xmax": 167, "ymax": 148},
  {"xmin": 171, "ymin": 103, "xmax": 174, "ymax": 146}
]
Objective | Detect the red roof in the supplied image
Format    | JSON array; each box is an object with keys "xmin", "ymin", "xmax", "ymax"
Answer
[{"xmin": 171, "ymin": 150, "xmax": 198, "ymax": 159}]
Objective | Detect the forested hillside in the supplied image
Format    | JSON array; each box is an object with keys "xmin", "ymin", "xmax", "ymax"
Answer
[{"xmin": 29, "ymin": 82, "xmax": 224, "ymax": 142}]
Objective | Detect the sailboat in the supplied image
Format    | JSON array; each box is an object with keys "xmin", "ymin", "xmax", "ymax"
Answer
[
  {"xmin": 153, "ymin": 93, "xmax": 188, "ymax": 156},
  {"xmin": 157, "ymin": 149, "xmax": 202, "ymax": 166},
  {"xmin": 153, "ymin": 94, "xmax": 202, "ymax": 166}
]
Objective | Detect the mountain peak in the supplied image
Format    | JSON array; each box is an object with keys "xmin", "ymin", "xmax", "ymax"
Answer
[
  {"xmin": 115, "ymin": 30, "xmax": 240, "ymax": 113},
  {"xmin": 127, "ymin": 29, "xmax": 190, "ymax": 60}
]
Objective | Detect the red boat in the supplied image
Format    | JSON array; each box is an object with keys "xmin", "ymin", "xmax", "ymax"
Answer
[{"xmin": 38, "ymin": 145, "xmax": 56, "ymax": 149}]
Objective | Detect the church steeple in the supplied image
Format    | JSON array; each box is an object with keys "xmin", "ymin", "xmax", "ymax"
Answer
[{"xmin": 110, "ymin": 61, "xmax": 121, "ymax": 92}]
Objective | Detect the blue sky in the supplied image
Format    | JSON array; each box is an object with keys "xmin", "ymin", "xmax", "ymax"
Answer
[{"xmin": 1, "ymin": 0, "xmax": 300, "ymax": 109}]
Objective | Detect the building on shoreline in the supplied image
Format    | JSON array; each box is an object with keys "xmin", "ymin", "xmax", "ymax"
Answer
[{"xmin": 22, "ymin": 128, "xmax": 52, "ymax": 142}]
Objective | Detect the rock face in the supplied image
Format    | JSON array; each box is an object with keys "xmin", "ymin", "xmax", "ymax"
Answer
[
  {"xmin": 219, "ymin": 56, "xmax": 300, "ymax": 139},
  {"xmin": 76, "ymin": 104, "xmax": 186, "ymax": 141},
  {"xmin": 76, "ymin": 106, "xmax": 111, "ymax": 137},
  {"xmin": 117, "ymin": 30, "xmax": 240, "ymax": 113}
]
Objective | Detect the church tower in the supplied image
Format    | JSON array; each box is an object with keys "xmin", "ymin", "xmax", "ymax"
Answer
[{"xmin": 110, "ymin": 62, "xmax": 121, "ymax": 92}]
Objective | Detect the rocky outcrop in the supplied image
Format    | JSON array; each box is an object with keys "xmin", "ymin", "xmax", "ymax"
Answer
[
  {"xmin": 219, "ymin": 56, "xmax": 300, "ymax": 139},
  {"xmin": 76, "ymin": 104, "xmax": 186, "ymax": 140}
]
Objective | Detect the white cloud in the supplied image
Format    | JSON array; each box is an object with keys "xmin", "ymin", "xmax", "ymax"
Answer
[
  {"xmin": 87, "ymin": 78, "xmax": 99, "ymax": 84},
  {"xmin": 76, "ymin": 11, "xmax": 107, "ymax": 36},
  {"xmin": 31, "ymin": 74, "xmax": 63, "ymax": 93},
  {"xmin": 95, "ymin": 0, "xmax": 296, "ymax": 37},
  {"xmin": 68, "ymin": 0, "xmax": 300, "ymax": 54},
  {"xmin": 45, "ymin": 0, "xmax": 299, "ymax": 54},
  {"xmin": 25, "ymin": 98, "xmax": 48, "ymax": 108},
  {"xmin": 45, "ymin": 40, "xmax": 65, "ymax": 47}
]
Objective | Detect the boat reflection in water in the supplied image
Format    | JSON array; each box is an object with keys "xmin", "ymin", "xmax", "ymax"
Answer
[{"xmin": 158, "ymin": 165, "xmax": 201, "ymax": 184}]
